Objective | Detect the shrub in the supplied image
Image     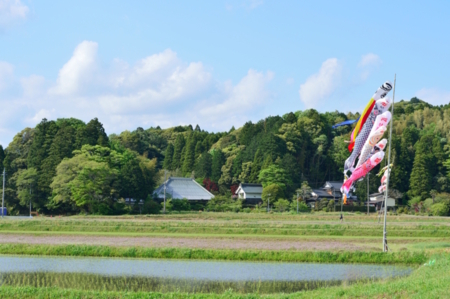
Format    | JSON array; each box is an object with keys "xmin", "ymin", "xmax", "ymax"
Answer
[
  {"xmin": 327, "ymin": 199, "xmax": 335, "ymax": 212},
  {"xmin": 206, "ymin": 195, "xmax": 242, "ymax": 212},
  {"xmin": 289, "ymin": 200, "xmax": 309, "ymax": 212},
  {"xmin": 274, "ymin": 199, "xmax": 290, "ymax": 212},
  {"xmin": 430, "ymin": 203, "xmax": 449, "ymax": 216},
  {"xmin": 169, "ymin": 198, "xmax": 191, "ymax": 211}
]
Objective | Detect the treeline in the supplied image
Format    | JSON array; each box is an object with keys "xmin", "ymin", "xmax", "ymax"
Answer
[{"xmin": 1, "ymin": 97, "xmax": 450, "ymax": 215}]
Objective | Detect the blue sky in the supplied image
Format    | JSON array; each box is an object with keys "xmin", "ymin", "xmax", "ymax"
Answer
[{"xmin": 1, "ymin": 0, "xmax": 450, "ymax": 146}]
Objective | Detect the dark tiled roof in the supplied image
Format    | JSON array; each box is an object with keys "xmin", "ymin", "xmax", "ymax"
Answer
[
  {"xmin": 153, "ymin": 177, "xmax": 214, "ymax": 201},
  {"xmin": 323, "ymin": 181, "xmax": 343, "ymax": 190},
  {"xmin": 240, "ymin": 183, "xmax": 263, "ymax": 194}
]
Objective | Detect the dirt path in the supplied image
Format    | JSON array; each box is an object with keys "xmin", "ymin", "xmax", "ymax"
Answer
[{"xmin": 0, "ymin": 234, "xmax": 372, "ymax": 251}]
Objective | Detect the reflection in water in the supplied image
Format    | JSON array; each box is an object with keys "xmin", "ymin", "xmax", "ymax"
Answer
[{"xmin": 0, "ymin": 256, "xmax": 413, "ymax": 294}]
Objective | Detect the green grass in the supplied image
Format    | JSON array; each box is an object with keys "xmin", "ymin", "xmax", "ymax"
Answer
[
  {"xmin": 0, "ymin": 254, "xmax": 449, "ymax": 298},
  {"xmin": 0, "ymin": 244, "xmax": 427, "ymax": 264},
  {"xmin": 2, "ymin": 218, "xmax": 450, "ymax": 238}
]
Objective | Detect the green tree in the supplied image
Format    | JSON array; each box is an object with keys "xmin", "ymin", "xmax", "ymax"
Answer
[
  {"xmin": 182, "ymin": 134, "xmax": 196, "ymax": 175},
  {"xmin": 77, "ymin": 118, "xmax": 109, "ymax": 147},
  {"xmin": 15, "ymin": 168, "xmax": 38, "ymax": 208},
  {"xmin": 258, "ymin": 164, "xmax": 291, "ymax": 189},
  {"xmin": 39, "ymin": 123, "xmax": 76, "ymax": 201},
  {"xmin": 171, "ymin": 135, "xmax": 185, "ymax": 170},
  {"xmin": 261, "ymin": 154, "xmax": 273, "ymax": 170},
  {"xmin": 297, "ymin": 181, "xmax": 313, "ymax": 201},
  {"xmin": 262, "ymin": 184, "xmax": 284, "ymax": 204},
  {"xmin": 211, "ymin": 150, "xmax": 225, "ymax": 182},
  {"xmin": 70, "ymin": 161, "xmax": 119, "ymax": 214},
  {"xmin": 274, "ymin": 198, "xmax": 290, "ymax": 212},
  {"xmin": 195, "ymin": 152, "xmax": 212, "ymax": 179},
  {"xmin": 238, "ymin": 162, "xmax": 252, "ymax": 183},
  {"xmin": 163, "ymin": 143, "xmax": 174, "ymax": 170},
  {"xmin": 409, "ymin": 135, "xmax": 436, "ymax": 199},
  {"xmin": 249, "ymin": 149, "xmax": 264, "ymax": 183},
  {"xmin": 0, "ymin": 145, "xmax": 5, "ymax": 171},
  {"xmin": 194, "ymin": 141, "xmax": 204, "ymax": 158}
]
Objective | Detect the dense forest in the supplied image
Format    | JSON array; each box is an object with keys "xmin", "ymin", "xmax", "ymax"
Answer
[{"xmin": 1, "ymin": 97, "xmax": 450, "ymax": 215}]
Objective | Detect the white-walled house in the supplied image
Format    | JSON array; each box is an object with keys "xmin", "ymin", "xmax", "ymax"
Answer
[{"xmin": 235, "ymin": 183, "xmax": 263, "ymax": 204}]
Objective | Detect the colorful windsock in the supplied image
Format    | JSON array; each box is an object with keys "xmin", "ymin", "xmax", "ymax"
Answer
[
  {"xmin": 367, "ymin": 139, "xmax": 387, "ymax": 161},
  {"xmin": 341, "ymin": 151, "xmax": 385, "ymax": 195},
  {"xmin": 347, "ymin": 81, "xmax": 393, "ymax": 153},
  {"xmin": 355, "ymin": 111, "xmax": 391, "ymax": 168},
  {"xmin": 344, "ymin": 97, "xmax": 391, "ymax": 174}
]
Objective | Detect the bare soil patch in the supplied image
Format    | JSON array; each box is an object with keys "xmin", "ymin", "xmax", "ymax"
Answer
[{"xmin": 0, "ymin": 234, "xmax": 371, "ymax": 251}]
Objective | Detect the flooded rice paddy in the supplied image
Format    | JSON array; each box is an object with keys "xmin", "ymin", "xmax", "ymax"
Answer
[{"xmin": 0, "ymin": 256, "xmax": 413, "ymax": 293}]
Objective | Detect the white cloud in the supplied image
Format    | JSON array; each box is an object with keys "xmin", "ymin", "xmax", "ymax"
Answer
[
  {"xmin": 199, "ymin": 69, "xmax": 273, "ymax": 128},
  {"xmin": 416, "ymin": 88, "xmax": 450, "ymax": 106},
  {"xmin": 48, "ymin": 41, "xmax": 98, "ymax": 96},
  {"xmin": 27, "ymin": 109, "xmax": 53, "ymax": 124},
  {"xmin": 20, "ymin": 75, "xmax": 46, "ymax": 98},
  {"xmin": 0, "ymin": 61, "xmax": 14, "ymax": 91},
  {"xmin": 0, "ymin": 41, "xmax": 274, "ymax": 144},
  {"xmin": 358, "ymin": 53, "xmax": 382, "ymax": 68},
  {"xmin": 298, "ymin": 58, "xmax": 342, "ymax": 108},
  {"xmin": 0, "ymin": 0, "xmax": 29, "ymax": 28}
]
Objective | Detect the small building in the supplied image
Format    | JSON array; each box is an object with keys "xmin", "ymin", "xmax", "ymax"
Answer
[
  {"xmin": 308, "ymin": 181, "xmax": 357, "ymax": 207},
  {"xmin": 368, "ymin": 193, "xmax": 395, "ymax": 211},
  {"xmin": 235, "ymin": 183, "xmax": 263, "ymax": 205},
  {"xmin": 153, "ymin": 177, "xmax": 214, "ymax": 202}
]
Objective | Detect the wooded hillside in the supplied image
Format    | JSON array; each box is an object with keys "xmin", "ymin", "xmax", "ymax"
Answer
[{"xmin": 1, "ymin": 97, "xmax": 449, "ymax": 215}]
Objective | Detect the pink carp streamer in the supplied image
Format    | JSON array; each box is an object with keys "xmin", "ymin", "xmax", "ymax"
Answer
[
  {"xmin": 378, "ymin": 168, "xmax": 391, "ymax": 193},
  {"xmin": 344, "ymin": 96, "xmax": 391, "ymax": 174},
  {"xmin": 367, "ymin": 139, "xmax": 387, "ymax": 161},
  {"xmin": 341, "ymin": 151, "xmax": 385, "ymax": 195},
  {"xmin": 355, "ymin": 111, "xmax": 391, "ymax": 168}
]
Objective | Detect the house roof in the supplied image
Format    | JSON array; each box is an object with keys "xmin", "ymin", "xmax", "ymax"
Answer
[
  {"xmin": 311, "ymin": 189, "xmax": 340, "ymax": 198},
  {"xmin": 369, "ymin": 193, "xmax": 395, "ymax": 203},
  {"xmin": 153, "ymin": 177, "xmax": 214, "ymax": 201},
  {"xmin": 323, "ymin": 181, "xmax": 343, "ymax": 191},
  {"xmin": 311, "ymin": 189, "xmax": 357, "ymax": 201},
  {"xmin": 236, "ymin": 183, "xmax": 263, "ymax": 194}
]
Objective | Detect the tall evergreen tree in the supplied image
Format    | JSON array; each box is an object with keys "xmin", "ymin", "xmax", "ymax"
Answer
[
  {"xmin": 0, "ymin": 145, "xmax": 5, "ymax": 171},
  {"xmin": 27, "ymin": 119, "xmax": 58, "ymax": 171},
  {"xmin": 211, "ymin": 150, "xmax": 225, "ymax": 182},
  {"xmin": 172, "ymin": 135, "xmax": 185, "ymax": 170},
  {"xmin": 194, "ymin": 141, "xmax": 204, "ymax": 158},
  {"xmin": 261, "ymin": 154, "xmax": 273, "ymax": 170},
  {"xmin": 249, "ymin": 149, "xmax": 264, "ymax": 183},
  {"xmin": 195, "ymin": 152, "xmax": 212, "ymax": 179},
  {"xmin": 163, "ymin": 143, "xmax": 174, "ymax": 170},
  {"xmin": 77, "ymin": 118, "xmax": 109, "ymax": 147},
  {"xmin": 182, "ymin": 134, "xmax": 196, "ymax": 175},
  {"xmin": 409, "ymin": 135, "xmax": 436, "ymax": 199},
  {"xmin": 39, "ymin": 124, "xmax": 76, "ymax": 199}
]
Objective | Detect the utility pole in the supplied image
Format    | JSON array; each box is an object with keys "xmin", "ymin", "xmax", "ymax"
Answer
[
  {"xmin": 1, "ymin": 168, "xmax": 5, "ymax": 218},
  {"xmin": 367, "ymin": 173, "xmax": 370, "ymax": 215},
  {"xmin": 383, "ymin": 75, "xmax": 396, "ymax": 253},
  {"xmin": 29, "ymin": 184, "xmax": 32, "ymax": 218},
  {"xmin": 332, "ymin": 186, "xmax": 335, "ymax": 212},
  {"xmin": 163, "ymin": 170, "xmax": 167, "ymax": 214},
  {"xmin": 297, "ymin": 191, "xmax": 299, "ymax": 214}
]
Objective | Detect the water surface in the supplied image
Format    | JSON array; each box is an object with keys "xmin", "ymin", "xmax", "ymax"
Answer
[{"xmin": 0, "ymin": 256, "xmax": 413, "ymax": 293}]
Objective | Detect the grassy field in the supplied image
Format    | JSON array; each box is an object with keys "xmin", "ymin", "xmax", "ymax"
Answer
[
  {"xmin": 0, "ymin": 212, "xmax": 449, "ymax": 298},
  {"xmin": 0, "ymin": 253, "xmax": 449, "ymax": 298}
]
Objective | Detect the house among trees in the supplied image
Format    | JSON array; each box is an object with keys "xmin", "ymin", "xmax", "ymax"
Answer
[
  {"xmin": 308, "ymin": 181, "xmax": 358, "ymax": 207},
  {"xmin": 153, "ymin": 177, "xmax": 215, "ymax": 202},
  {"xmin": 367, "ymin": 193, "xmax": 396, "ymax": 211},
  {"xmin": 235, "ymin": 183, "xmax": 263, "ymax": 204}
]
